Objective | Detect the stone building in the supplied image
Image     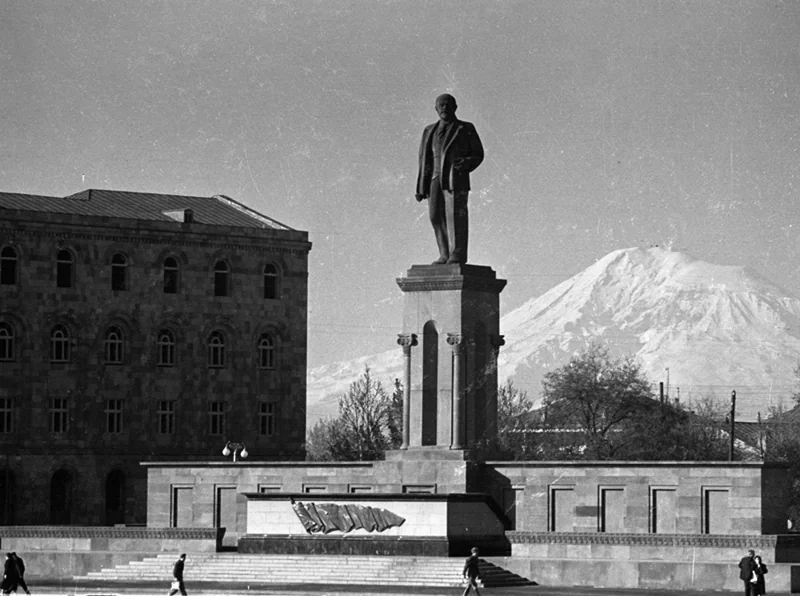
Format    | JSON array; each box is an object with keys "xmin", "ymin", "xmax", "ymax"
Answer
[{"xmin": 0, "ymin": 189, "xmax": 311, "ymax": 526}]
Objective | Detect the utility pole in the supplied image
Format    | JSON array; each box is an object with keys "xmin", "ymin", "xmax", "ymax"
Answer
[{"xmin": 729, "ymin": 390, "xmax": 736, "ymax": 461}]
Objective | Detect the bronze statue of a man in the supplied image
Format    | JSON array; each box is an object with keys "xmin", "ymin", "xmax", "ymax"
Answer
[{"xmin": 415, "ymin": 94, "xmax": 484, "ymax": 265}]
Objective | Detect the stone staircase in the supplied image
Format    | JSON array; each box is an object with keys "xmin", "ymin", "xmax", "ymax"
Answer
[{"xmin": 75, "ymin": 553, "xmax": 533, "ymax": 588}]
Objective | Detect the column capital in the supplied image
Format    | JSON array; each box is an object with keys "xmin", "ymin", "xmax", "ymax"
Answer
[
  {"xmin": 397, "ymin": 333, "xmax": 418, "ymax": 353},
  {"xmin": 490, "ymin": 334, "xmax": 506, "ymax": 350},
  {"xmin": 446, "ymin": 333, "xmax": 465, "ymax": 355}
]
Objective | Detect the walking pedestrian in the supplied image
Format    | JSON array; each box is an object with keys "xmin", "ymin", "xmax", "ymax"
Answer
[
  {"xmin": 752, "ymin": 555, "xmax": 768, "ymax": 595},
  {"xmin": 1, "ymin": 553, "xmax": 19, "ymax": 596},
  {"xmin": 9, "ymin": 554, "xmax": 29, "ymax": 595},
  {"xmin": 738, "ymin": 549, "xmax": 757, "ymax": 596},
  {"xmin": 167, "ymin": 553, "xmax": 187, "ymax": 596},
  {"xmin": 462, "ymin": 546, "xmax": 482, "ymax": 596}
]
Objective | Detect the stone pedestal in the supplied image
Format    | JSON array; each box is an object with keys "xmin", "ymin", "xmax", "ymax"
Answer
[
  {"xmin": 238, "ymin": 492, "xmax": 510, "ymax": 556},
  {"xmin": 396, "ymin": 264, "xmax": 506, "ymax": 453}
]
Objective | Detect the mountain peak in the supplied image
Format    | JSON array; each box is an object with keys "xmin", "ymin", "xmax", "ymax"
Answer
[{"xmin": 308, "ymin": 248, "xmax": 800, "ymax": 425}]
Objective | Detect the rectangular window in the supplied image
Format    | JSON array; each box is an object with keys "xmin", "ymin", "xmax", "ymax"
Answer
[
  {"xmin": 158, "ymin": 400, "xmax": 175, "ymax": 435},
  {"xmin": 348, "ymin": 485, "xmax": 373, "ymax": 493},
  {"xmin": 549, "ymin": 486, "xmax": 575, "ymax": 532},
  {"xmin": 0, "ymin": 397, "xmax": 12, "ymax": 433},
  {"xmin": 171, "ymin": 486, "xmax": 193, "ymax": 528},
  {"xmin": 502, "ymin": 486, "xmax": 524, "ymax": 531},
  {"xmin": 703, "ymin": 487, "xmax": 730, "ymax": 534},
  {"xmin": 402, "ymin": 485, "xmax": 436, "ymax": 494},
  {"xmin": 215, "ymin": 486, "xmax": 238, "ymax": 548},
  {"xmin": 599, "ymin": 487, "xmax": 625, "ymax": 533},
  {"xmin": 50, "ymin": 397, "xmax": 69, "ymax": 434},
  {"xmin": 209, "ymin": 401, "xmax": 225, "ymax": 436},
  {"xmin": 105, "ymin": 398, "xmax": 124, "ymax": 434},
  {"xmin": 650, "ymin": 487, "xmax": 677, "ymax": 534},
  {"xmin": 258, "ymin": 402, "xmax": 275, "ymax": 436},
  {"xmin": 258, "ymin": 484, "xmax": 282, "ymax": 493},
  {"xmin": 303, "ymin": 485, "xmax": 328, "ymax": 493}
]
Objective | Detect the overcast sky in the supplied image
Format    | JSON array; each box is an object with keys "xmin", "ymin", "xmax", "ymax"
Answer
[{"xmin": 2, "ymin": 0, "xmax": 799, "ymax": 368}]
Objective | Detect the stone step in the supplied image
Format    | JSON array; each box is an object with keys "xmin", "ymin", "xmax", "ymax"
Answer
[{"xmin": 75, "ymin": 553, "xmax": 532, "ymax": 588}]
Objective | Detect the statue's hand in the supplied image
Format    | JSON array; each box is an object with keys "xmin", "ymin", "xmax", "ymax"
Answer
[
  {"xmin": 453, "ymin": 157, "xmax": 466, "ymax": 171},
  {"xmin": 415, "ymin": 194, "xmax": 427, "ymax": 202}
]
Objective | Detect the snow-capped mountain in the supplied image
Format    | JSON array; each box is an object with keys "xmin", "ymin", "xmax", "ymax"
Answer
[{"xmin": 307, "ymin": 247, "xmax": 800, "ymax": 424}]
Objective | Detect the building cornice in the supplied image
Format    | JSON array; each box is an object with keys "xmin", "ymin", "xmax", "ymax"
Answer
[
  {"xmin": 507, "ymin": 531, "xmax": 779, "ymax": 548},
  {"xmin": 1, "ymin": 221, "xmax": 311, "ymax": 256}
]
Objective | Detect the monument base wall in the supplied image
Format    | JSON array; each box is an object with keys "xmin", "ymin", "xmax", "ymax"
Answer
[
  {"xmin": 490, "ymin": 532, "xmax": 800, "ymax": 592},
  {"xmin": 0, "ymin": 526, "xmax": 221, "ymax": 580}
]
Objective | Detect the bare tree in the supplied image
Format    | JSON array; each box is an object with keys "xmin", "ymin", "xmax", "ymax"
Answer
[
  {"xmin": 495, "ymin": 380, "xmax": 542, "ymax": 460},
  {"xmin": 306, "ymin": 366, "xmax": 397, "ymax": 461}
]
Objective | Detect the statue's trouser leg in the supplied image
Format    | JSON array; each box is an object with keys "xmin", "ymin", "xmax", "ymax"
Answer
[
  {"xmin": 446, "ymin": 190, "xmax": 469, "ymax": 264},
  {"xmin": 428, "ymin": 177, "xmax": 450, "ymax": 260}
]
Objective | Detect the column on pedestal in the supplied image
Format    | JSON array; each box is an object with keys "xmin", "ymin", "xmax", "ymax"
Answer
[
  {"xmin": 396, "ymin": 333, "xmax": 417, "ymax": 450},
  {"xmin": 487, "ymin": 334, "xmax": 505, "ymax": 441},
  {"xmin": 446, "ymin": 333, "xmax": 465, "ymax": 450}
]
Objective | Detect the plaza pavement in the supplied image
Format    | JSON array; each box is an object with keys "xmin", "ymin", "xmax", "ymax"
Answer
[{"xmin": 18, "ymin": 579, "xmax": 793, "ymax": 596}]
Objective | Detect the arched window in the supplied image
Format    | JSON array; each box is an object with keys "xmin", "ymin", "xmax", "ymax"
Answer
[
  {"xmin": 157, "ymin": 329, "xmax": 176, "ymax": 366},
  {"xmin": 163, "ymin": 257, "xmax": 179, "ymax": 294},
  {"xmin": 214, "ymin": 261, "xmax": 229, "ymax": 297},
  {"xmin": 421, "ymin": 321, "xmax": 439, "ymax": 446},
  {"xmin": 0, "ymin": 322, "xmax": 14, "ymax": 361},
  {"xmin": 56, "ymin": 249, "xmax": 74, "ymax": 288},
  {"xmin": 105, "ymin": 470, "xmax": 126, "ymax": 525},
  {"xmin": 257, "ymin": 333, "xmax": 275, "ymax": 369},
  {"xmin": 104, "ymin": 326, "xmax": 124, "ymax": 364},
  {"xmin": 50, "ymin": 324, "xmax": 71, "ymax": 363},
  {"xmin": 207, "ymin": 330, "xmax": 226, "ymax": 368},
  {"xmin": 50, "ymin": 469, "xmax": 73, "ymax": 525},
  {"xmin": 0, "ymin": 246, "xmax": 18, "ymax": 286},
  {"xmin": 263, "ymin": 263, "xmax": 280, "ymax": 299},
  {"xmin": 111, "ymin": 253, "xmax": 128, "ymax": 291}
]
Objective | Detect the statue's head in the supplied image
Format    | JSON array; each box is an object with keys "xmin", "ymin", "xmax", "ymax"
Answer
[{"xmin": 435, "ymin": 94, "xmax": 457, "ymax": 122}]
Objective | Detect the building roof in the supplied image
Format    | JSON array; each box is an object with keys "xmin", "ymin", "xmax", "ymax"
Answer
[{"xmin": 0, "ymin": 189, "xmax": 293, "ymax": 231}]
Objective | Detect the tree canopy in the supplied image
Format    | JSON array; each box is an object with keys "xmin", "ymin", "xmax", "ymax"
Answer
[
  {"xmin": 306, "ymin": 367, "xmax": 401, "ymax": 461},
  {"xmin": 495, "ymin": 344, "xmax": 730, "ymax": 461}
]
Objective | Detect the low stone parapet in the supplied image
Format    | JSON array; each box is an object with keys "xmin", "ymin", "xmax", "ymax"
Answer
[
  {"xmin": 496, "ymin": 532, "xmax": 800, "ymax": 591},
  {"xmin": 0, "ymin": 526, "xmax": 222, "ymax": 580}
]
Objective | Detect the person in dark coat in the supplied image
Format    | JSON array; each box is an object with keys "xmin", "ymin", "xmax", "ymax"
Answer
[
  {"xmin": 738, "ymin": 549, "xmax": 757, "ymax": 596},
  {"xmin": 168, "ymin": 553, "xmax": 187, "ymax": 596},
  {"xmin": 1, "ymin": 553, "xmax": 19, "ymax": 595},
  {"xmin": 752, "ymin": 555, "xmax": 768, "ymax": 595},
  {"xmin": 9, "ymin": 554, "xmax": 29, "ymax": 595},
  {"xmin": 462, "ymin": 546, "xmax": 482, "ymax": 596}
]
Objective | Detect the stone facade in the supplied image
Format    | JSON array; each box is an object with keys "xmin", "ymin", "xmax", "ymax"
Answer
[
  {"xmin": 142, "ymin": 459, "xmax": 791, "ymax": 545},
  {"xmin": 0, "ymin": 190, "xmax": 311, "ymax": 526},
  {"xmin": 478, "ymin": 461, "xmax": 791, "ymax": 536}
]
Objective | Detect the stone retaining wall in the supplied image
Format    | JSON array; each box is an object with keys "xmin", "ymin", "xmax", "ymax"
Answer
[
  {"xmin": 488, "ymin": 531, "xmax": 800, "ymax": 591},
  {"xmin": 0, "ymin": 526, "xmax": 221, "ymax": 579}
]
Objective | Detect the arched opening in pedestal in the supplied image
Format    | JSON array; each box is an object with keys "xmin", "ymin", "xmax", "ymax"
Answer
[
  {"xmin": 472, "ymin": 321, "xmax": 487, "ymax": 446},
  {"xmin": 421, "ymin": 320, "xmax": 438, "ymax": 446}
]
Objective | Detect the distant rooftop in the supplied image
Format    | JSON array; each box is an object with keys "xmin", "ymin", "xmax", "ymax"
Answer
[{"xmin": 0, "ymin": 189, "xmax": 294, "ymax": 231}]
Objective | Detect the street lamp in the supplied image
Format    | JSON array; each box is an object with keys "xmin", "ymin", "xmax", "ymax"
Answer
[{"xmin": 222, "ymin": 441, "xmax": 248, "ymax": 462}]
